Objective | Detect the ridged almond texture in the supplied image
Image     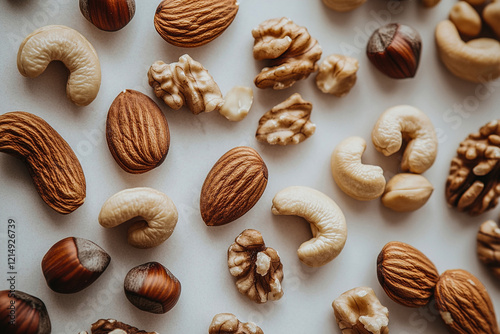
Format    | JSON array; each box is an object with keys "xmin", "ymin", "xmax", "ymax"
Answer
[
  {"xmin": 200, "ymin": 146, "xmax": 268, "ymax": 226},
  {"xmin": 106, "ymin": 89, "xmax": 170, "ymax": 174},
  {"xmin": 154, "ymin": 0, "xmax": 239, "ymax": 48},
  {"xmin": 0, "ymin": 111, "xmax": 86, "ymax": 214},
  {"xmin": 435, "ymin": 269, "xmax": 500, "ymax": 334},
  {"xmin": 377, "ymin": 241, "xmax": 439, "ymax": 308}
]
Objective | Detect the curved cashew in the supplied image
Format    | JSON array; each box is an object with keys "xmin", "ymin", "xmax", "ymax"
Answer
[
  {"xmin": 484, "ymin": 0, "xmax": 500, "ymax": 38},
  {"xmin": 271, "ymin": 186, "xmax": 347, "ymax": 267},
  {"xmin": 98, "ymin": 187, "xmax": 178, "ymax": 249},
  {"xmin": 435, "ymin": 20, "xmax": 500, "ymax": 83},
  {"xmin": 17, "ymin": 25, "xmax": 101, "ymax": 106},
  {"xmin": 322, "ymin": 0, "xmax": 366, "ymax": 12},
  {"xmin": 331, "ymin": 136, "xmax": 386, "ymax": 201},
  {"xmin": 372, "ymin": 105, "xmax": 438, "ymax": 174}
]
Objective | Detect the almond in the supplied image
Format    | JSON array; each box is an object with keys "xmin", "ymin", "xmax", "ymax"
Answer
[
  {"xmin": 377, "ymin": 241, "xmax": 439, "ymax": 307},
  {"xmin": 106, "ymin": 89, "xmax": 170, "ymax": 174},
  {"xmin": 0, "ymin": 111, "xmax": 86, "ymax": 214},
  {"xmin": 435, "ymin": 269, "xmax": 500, "ymax": 334},
  {"xmin": 154, "ymin": 0, "xmax": 239, "ymax": 48},
  {"xmin": 200, "ymin": 146, "xmax": 268, "ymax": 226}
]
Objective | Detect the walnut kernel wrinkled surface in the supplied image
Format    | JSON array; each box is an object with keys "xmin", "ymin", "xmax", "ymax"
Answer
[
  {"xmin": 478, "ymin": 220, "xmax": 500, "ymax": 279},
  {"xmin": 228, "ymin": 229, "xmax": 283, "ymax": 303},
  {"xmin": 252, "ymin": 17, "xmax": 322, "ymax": 89},
  {"xmin": 79, "ymin": 319, "xmax": 157, "ymax": 334},
  {"xmin": 256, "ymin": 93, "xmax": 316, "ymax": 145},
  {"xmin": 209, "ymin": 313, "xmax": 264, "ymax": 334},
  {"xmin": 316, "ymin": 54, "xmax": 359, "ymax": 97},
  {"xmin": 147, "ymin": 54, "xmax": 224, "ymax": 114}
]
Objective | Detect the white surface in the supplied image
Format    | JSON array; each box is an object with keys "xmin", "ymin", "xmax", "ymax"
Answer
[{"xmin": 1, "ymin": 0, "xmax": 499, "ymax": 333}]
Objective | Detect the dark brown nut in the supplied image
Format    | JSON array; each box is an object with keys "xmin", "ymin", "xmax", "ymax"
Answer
[
  {"xmin": 79, "ymin": 319, "xmax": 157, "ymax": 334},
  {"xmin": 477, "ymin": 220, "xmax": 500, "ymax": 279},
  {"xmin": 366, "ymin": 23, "xmax": 422, "ymax": 79},
  {"xmin": 209, "ymin": 313, "xmax": 264, "ymax": 334},
  {"xmin": 252, "ymin": 17, "xmax": 322, "ymax": 89},
  {"xmin": 377, "ymin": 241, "xmax": 439, "ymax": 308},
  {"xmin": 79, "ymin": 0, "xmax": 136, "ymax": 32},
  {"xmin": 256, "ymin": 93, "xmax": 316, "ymax": 145},
  {"xmin": 106, "ymin": 89, "xmax": 170, "ymax": 174},
  {"xmin": 124, "ymin": 262, "xmax": 181, "ymax": 314},
  {"xmin": 0, "ymin": 290, "xmax": 51, "ymax": 334},
  {"xmin": 42, "ymin": 237, "xmax": 111, "ymax": 294},
  {"xmin": 228, "ymin": 229, "xmax": 283, "ymax": 304},
  {"xmin": 445, "ymin": 119, "xmax": 500, "ymax": 215}
]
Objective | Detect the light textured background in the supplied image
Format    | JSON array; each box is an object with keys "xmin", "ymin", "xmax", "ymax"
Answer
[{"xmin": 1, "ymin": 0, "xmax": 500, "ymax": 333}]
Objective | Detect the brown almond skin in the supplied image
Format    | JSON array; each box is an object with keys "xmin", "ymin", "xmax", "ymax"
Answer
[
  {"xmin": 0, "ymin": 111, "xmax": 86, "ymax": 214},
  {"xmin": 377, "ymin": 241, "xmax": 439, "ymax": 307},
  {"xmin": 200, "ymin": 146, "xmax": 268, "ymax": 226},
  {"xmin": 106, "ymin": 89, "xmax": 170, "ymax": 174},
  {"xmin": 435, "ymin": 269, "xmax": 500, "ymax": 334},
  {"xmin": 154, "ymin": 0, "xmax": 239, "ymax": 48}
]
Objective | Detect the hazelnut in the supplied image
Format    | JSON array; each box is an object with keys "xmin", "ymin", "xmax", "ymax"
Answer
[
  {"xmin": 79, "ymin": 0, "xmax": 136, "ymax": 31},
  {"xmin": 366, "ymin": 23, "xmax": 422, "ymax": 79},
  {"xmin": 0, "ymin": 290, "xmax": 51, "ymax": 334},
  {"xmin": 124, "ymin": 262, "xmax": 181, "ymax": 314},
  {"xmin": 42, "ymin": 237, "xmax": 111, "ymax": 294}
]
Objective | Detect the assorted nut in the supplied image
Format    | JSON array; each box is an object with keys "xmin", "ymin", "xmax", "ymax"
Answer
[
  {"xmin": 315, "ymin": 54, "xmax": 359, "ymax": 97},
  {"xmin": 228, "ymin": 229, "xmax": 284, "ymax": 304},
  {"xmin": 0, "ymin": 111, "xmax": 86, "ymax": 214},
  {"xmin": 449, "ymin": 1, "xmax": 482, "ymax": 36},
  {"xmin": 106, "ymin": 89, "xmax": 170, "ymax": 174},
  {"xmin": 41, "ymin": 237, "xmax": 111, "ymax": 294},
  {"xmin": 209, "ymin": 313, "xmax": 263, "ymax": 334},
  {"xmin": 98, "ymin": 187, "xmax": 178, "ymax": 248},
  {"xmin": 322, "ymin": 0, "xmax": 366, "ymax": 12},
  {"xmin": 381, "ymin": 173, "xmax": 434, "ymax": 212},
  {"xmin": 0, "ymin": 290, "xmax": 51, "ymax": 334},
  {"xmin": 148, "ymin": 54, "xmax": 224, "ymax": 114},
  {"xmin": 484, "ymin": 0, "xmax": 500, "ymax": 37},
  {"xmin": 256, "ymin": 93, "xmax": 316, "ymax": 145},
  {"xmin": 252, "ymin": 17, "xmax": 322, "ymax": 89},
  {"xmin": 200, "ymin": 146, "xmax": 268, "ymax": 226},
  {"xmin": 445, "ymin": 119, "xmax": 500, "ymax": 215},
  {"xmin": 477, "ymin": 220, "xmax": 500, "ymax": 279},
  {"xmin": 79, "ymin": 0, "xmax": 136, "ymax": 31},
  {"xmin": 219, "ymin": 86, "xmax": 254, "ymax": 122},
  {"xmin": 154, "ymin": 0, "xmax": 239, "ymax": 48},
  {"xmin": 17, "ymin": 25, "xmax": 101, "ymax": 106},
  {"xmin": 366, "ymin": 23, "xmax": 422, "ymax": 79},
  {"xmin": 332, "ymin": 286, "xmax": 389, "ymax": 334},
  {"xmin": 331, "ymin": 136, "xmax": 386, "ymax": 201},
  {"xmin": 372, "ymin": 105, "xmax": 438, "ymax": 174},
  {"xmin": 271, "ymin": 186, "xmax": 347, "ymax": 267},
  {"xmin": 124, "ymin": 262, "xmax": 181, "ymax": 314},
  {"xmin": 79, "ymin": 319, "xmax": 157, "ymax": 334}
]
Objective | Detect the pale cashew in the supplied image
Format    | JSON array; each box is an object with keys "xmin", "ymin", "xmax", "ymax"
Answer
[
  {"xmin": 271, "ymin": 186, "xmax": 347, "ymax": 267},
  {"xmin": 322, "ymin": 0, "xmax": 366, "ymax": 12},
  {"xmin": 449, "ymin": 2, "xmax": 482, "ymax": 37},
  {"xmin": 98, "ymin": 187, "xmax": 178, "ymax": 249},
  {"xmin": 435, "ymin": 20, "xmax": 500, "ymax": 83},
  {"xmin": 484, "ymin": 0, "xmax": 500, "ymax": 38},
  {"xmin": 331, "ymin": 137, "xmax": 386, "ymax": 201},
  {"xmin": 372, "ymin": 105, "xmax": 438, "ymax": 174},
  {"xmin": 17, "ymin": 25, "xmax": 101, "ymax": 106}
]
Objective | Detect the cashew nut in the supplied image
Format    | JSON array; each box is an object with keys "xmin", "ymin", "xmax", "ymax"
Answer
[
  {"xmin": 98, "ymin": 187, "xmax": 178, "ymax": 249},
  {"xmin": 372, "ymin": 105, "xmax": 438, "ymax": 174},
  {"xmin": 17, "ymin": 25, "xmax": 101, "ymax": 106},
  {"xmin": 449, "ymin": 2, "xmax": 482, "ymax": 36},
  {"xmin": 322, "ymin": 0, "xmax": 366, "ymax": 12},
  {"xmin": 435, "ymin": 20, "xmax": 500, "ymax": 83},
  {"xmin": 271, "ymin": 186, "xmax": 347, "ymax": 267},
  {"xmin": 331, "ymin": 137, "xmax": 386, "ymax": 201},
  {"xmin": 484, "ymin": 0, "xmax": 500, "ymax": 38}
]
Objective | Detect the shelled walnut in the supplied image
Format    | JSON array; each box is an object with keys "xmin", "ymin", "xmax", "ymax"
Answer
[
  {"xmin": 256, "ymin": 93, "xmax": 316, "ymax": 145},
  {"xmin": 316, "ymin": 54, "xmax": 359, "ymax": 97},
  {"xmin": 252, "ymin": 17, "xmax": 322, "ymax": 89},
  {"xmin": 228, "ymin": 229, "xmax": 284, "ymax": 303},
  {"xmin": 147, "ymin": 54, "xmax": 224, "ymax": 114},
  {"xmin": 79, "ymin": 319, "xmax": 157, "ymax": 334},
  {"xmin": 477, "ymin": 220, "xmax": 500, "ymax": 279},
  {"xmin": 209, "ymin": 313, "xmax": 264, "ymax": 334},
  {"xmin": 445, "ymin": 119, "xmax": 500, "ymax": 215}
]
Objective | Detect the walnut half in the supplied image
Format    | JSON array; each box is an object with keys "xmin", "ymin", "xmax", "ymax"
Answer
[
  {"xmin": 228, "ymin": 229, "xmax": 284, "ymax": 303},
  {"xmin": 477, "ymin": 220, "xmax": 500, "ymax": 279},
  {"xmin": 209, "ymin": 313, "xmax": 264, "ymax": 334},
  {"xmin": 79, "ymin": 319, "xmax": 157, "ymax": 334}
]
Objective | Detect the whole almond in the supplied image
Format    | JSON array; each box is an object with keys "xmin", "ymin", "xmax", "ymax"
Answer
[
  {"xmin": 154, "ymin": 0, "xmax": 239, "ymax": 48},
  {"xmin": 106, "ymin": 89, "xmax": 170, "ymax": 174},
  {"xmin": 377, "ymin": 241, "xmax": 439, "ymax": 307},
  {"xmin": 200, "ymin": 146, "xmax": 268, "ymax": 226},
  {"xmin": 435, "ymin": 269, "xmax": 500, "ymax": 334},
  {"xmin": 0, "ymin": 111, "xmax": 86, "ymax": 214}
]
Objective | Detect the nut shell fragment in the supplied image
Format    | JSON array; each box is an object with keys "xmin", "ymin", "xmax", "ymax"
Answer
[
  {"xmin": 80, "ymin": 318, "xmax": 157, "ymax": 334},
  {"xmin": 477, "ymin": 220, "xmax": 500, "ymax": 279}
]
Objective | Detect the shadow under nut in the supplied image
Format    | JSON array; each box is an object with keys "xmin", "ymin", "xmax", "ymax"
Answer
[
  {"xmin": 0, "ymin": 111, "xmax": 86, "ymax": 214},
  {"xmin": 98, "ymin": 187, "xmax": 178, "ymax": 248},
  {"xmin": 17, "ymin": 25, "xmax": 101, "ymax": 106},
  {"xmin": 271, "ymin": 186, "xmax": 347, "ymax": 267}
]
